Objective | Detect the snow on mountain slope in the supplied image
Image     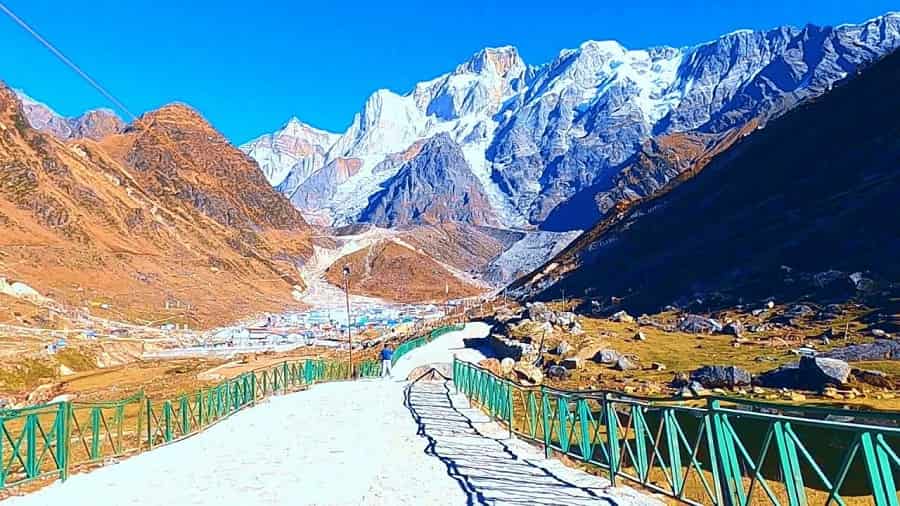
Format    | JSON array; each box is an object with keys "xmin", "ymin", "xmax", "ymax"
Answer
[
  {"xmin": 240, "ymin": 117, "xmax": 339, "ymax": 188},
  {"xmin": 245, "ymin": 12, "xmax": 900, "ymax": 233}
]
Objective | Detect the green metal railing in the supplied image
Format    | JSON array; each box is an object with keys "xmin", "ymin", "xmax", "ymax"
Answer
[
  {"xmin": 392, "ymin": 323, "xmax": 465, "ymax": 365},
  {"xmin": 454, "ymin": 358, "xmax": 900, "ymax": 506},
  {"xmin": 0, "ymin": 356, "xmax": 381, "ymax": 491},
  {"xmin": 0, "ymin": 324, "xmax": 464, "ymax": 492}
]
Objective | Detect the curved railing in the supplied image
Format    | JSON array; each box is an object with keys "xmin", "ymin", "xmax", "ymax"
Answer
[
  {"xmin": 0, "ymin": 324, "xmax": 465, "ymax": 492},
  {"xmin": 392, "ymin": 323, "xmax": 465, "ymax": 365},
  {"xmin": 0, "ymin": 356, "xmax": 380, "ymax": 491},
  {"xmin": 453, "ymin": 358, "xmax": 900, "ymax": 506}
]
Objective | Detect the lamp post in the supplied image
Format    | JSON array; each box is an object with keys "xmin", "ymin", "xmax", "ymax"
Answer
[{"xmin": 342, "ymin": 264, "xmax": 353, "ymax": 378}]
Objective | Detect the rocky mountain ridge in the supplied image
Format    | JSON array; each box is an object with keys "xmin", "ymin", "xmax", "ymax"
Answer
[
  {"xmin": 17, "ymin": 90, "xmax": 124, "ymax": 141},
  {"xmin": 244, "ymin": 13, "xmax": 900, "ymax": 233}
]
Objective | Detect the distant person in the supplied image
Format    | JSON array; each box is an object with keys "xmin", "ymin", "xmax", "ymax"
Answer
[{"xmin": 380, "ymin": 345, "xmax": 394, "ymax": 377}]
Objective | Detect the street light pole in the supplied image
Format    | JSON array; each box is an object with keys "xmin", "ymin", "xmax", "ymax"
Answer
[{"xmin": 342, "ymin": 264, "xmax": 353, "ymax": 378}]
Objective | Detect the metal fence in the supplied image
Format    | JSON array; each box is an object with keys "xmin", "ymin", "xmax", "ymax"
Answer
[
  {"xmin": 453, "ymin": 358, "xmax": 900, "ymax": 506},
  {"xmin": 0, "ymin": 324, "xmax": 465, "ymax": 492},
  {"xmin": 0, "ymin": 356, "xmax": 380, "ymax": 491}
]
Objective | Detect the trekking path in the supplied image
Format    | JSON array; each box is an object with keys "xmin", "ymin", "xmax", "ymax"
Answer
[{"xmin": 7, "ymin": 323, "xmax": 660, "ymax": 506}]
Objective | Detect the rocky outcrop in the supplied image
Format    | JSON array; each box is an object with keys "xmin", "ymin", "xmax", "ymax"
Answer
[
  {"xmin": 820, "ymin": 340, "xmax": 900, "ymax": 362},
  {"xmin": 690, "ymin": 366, "xmax": 752, "ymax": 388},
  {"xmin": 757, "ymin": 356, "xmax": 851, "ymax": 391},
  {"xmin": 358, "ymin": 133, "xmax": 500, "ymax": 227},
  {"xmin": 486, "ymin": 333, "xmax": 533, "ymax": 361}
]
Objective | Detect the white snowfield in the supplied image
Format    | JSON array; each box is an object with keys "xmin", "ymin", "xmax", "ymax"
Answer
[{"xmin": 7, "ymin": 323, "xmax": 660, "ymax": 506}]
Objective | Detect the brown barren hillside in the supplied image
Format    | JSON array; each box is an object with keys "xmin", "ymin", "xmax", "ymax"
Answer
[
  {"xmin": 0, "ymin": 84, "xmax": 313, "ymax": 328},
  {"xmin": 324, "ymin": 240, "xmax": 485, "ymax": 303}
]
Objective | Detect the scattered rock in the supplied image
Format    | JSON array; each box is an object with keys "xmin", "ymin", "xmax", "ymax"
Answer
[
  {"xmin": 610, "ymin": 310, "xmax": 634, "ymax": 323},
  {"xmin": 514, "ymin": 362, "xmax": 544, "ymax": 385},
  {"xmin": 821, "ymin": 340, "xmax": 900, "ymax": 362},
  {"xmin": 593, "ymin": 349, "xmax": 622, "ymax": 365},
  {"xmin": 648, "ymin": 362, "xmax": 666, "ymax": 371},
  {"xmin": 526, "ymin": 302, "xmax": 553, "ymax": 323},
  {"xmin": 671, "ymin": 372, "xmax": 690, "ymax": 387},
  {"xmin": 723, "ymin": 321, "xmax": 744, "ymax": 338},
  {"xmin": 615, "ymin": 356, "xmax": 637, "ymax": 371},
  {"xmin": 556, "ymin": 312, "xmax": 578, "ymax": 328},
  {"xmin": 690, "ymin": 365, "xmax": 752, "ymax": 388},
  {"xmin": 871, "ymin": 329, "xmax": 890, "ymax": 338},
  {"xmin": 561, "ymin": 357, "xmax": 583, "ymax": 370},
  {"xmin": 500, "ymin": 357, "xmax": 515, "ymax": 375},
  {"xmin": 849, "ymin": 272, "xmax": 876, "ymax": 292},
  {"xmin": 813, "ymin": 270, "xmax": 844, "ymax": 288},
  {"xmin": 689, "ymin": 381, "xmax": 708, "ymax": 396},
  {"xmin": 26, "ymin": 384, "xmax": 54, "ymax": 403},
  {"xmin": 677, "ymin": 386, "xmax": 694, "ymax": 398},
  {"xmin": 757, "ymin": 356, "xmax": 851, "ymax": 390},
  {"xmin": 634, "ymin": 331, "xmax": 647, "ymax": 341},
  {"xmin": 678, "ymin": 314, "xmax": 723, "ymax": 334},
  {"xmin": 49, "ymin": 394, "xmax": 73, "ymax": 404},
  {"xmin": 555, "ymin": 340, "xmax": 571, "ymax": 355},
  {"xmin": 766, "ymin": 300, "xmax": 776, "ymax": 309},
  {"xmin": 487, "ymin": 334, "xmax": 534, "ymax": 361},
  {"xmin": 546, "ymin": 365, "xmax": 570, "ymax": 380},
  {"xmin": 852, "ymin": 368, "xmax": 893, "ymax": 388},
  {"xmin": 784, "ymin": 304, "xmax": 816, "ymax": 318}
]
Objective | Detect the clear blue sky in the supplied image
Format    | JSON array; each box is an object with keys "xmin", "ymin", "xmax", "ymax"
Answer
[{"xmin": 0, "ymin": 0, "xmax": 895, "ymax": 143}]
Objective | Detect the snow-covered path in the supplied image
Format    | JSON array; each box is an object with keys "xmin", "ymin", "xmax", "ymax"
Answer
[{"xmin": 7, "ymin": 323, "xmax": 659, "ymax": 506}]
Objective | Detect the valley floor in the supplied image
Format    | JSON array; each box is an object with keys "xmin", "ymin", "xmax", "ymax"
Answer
[{"xmin": 5, "ymin": 324, "xmax": 658, "ymax": 506}]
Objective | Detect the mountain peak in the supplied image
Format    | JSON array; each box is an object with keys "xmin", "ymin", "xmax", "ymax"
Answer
[{"xmin": 457, "ymin": 45, "xmax": 525, "ymax": 77}]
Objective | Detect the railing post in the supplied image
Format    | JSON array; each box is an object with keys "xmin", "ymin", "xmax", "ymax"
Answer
[
  {"xmin": 58, "ymin": 401, "xmax": 71, "ymax": 481},
  {"xmin": 663, "ymin": 409, "xmax": 684, "ymax": 495},
  {"xmin": 163, "ymin": 401, "xmax": 173, "ymax": 442},
  {"xmin": 773, "ymin": 421, "xmax": 806, "ymax": 506},
  {"xmin": 90, "ymin": 407, "xmax": 101, "ymax": 460},
  {"xmin": 507, "ymin": 383, "xmax": 514, "ymax": 439},
  {"xmin": 115, "ymin": 403, "xmax": 124, "ymax": 455},
  {"xmin": 861, "ymin": 432, "xmax": 900, "ymax": 506},
  {"xmin": 604, "ymin": 393, "xmax": 620, "ymax": 486},
  {"xmin": 146, "ymin": 398, "xmax": 155, "ymax": 449},
  {"xmin": 577, "ymin": 398, "xmax": 592, "ymax": 462},
  {"xmin": 25, "ymin": 413, "xmax": 37, "ymax": 479},
  {"xmin": 541, "ymin": 386, "xmax": 552, "ymax": 459},
  {"xmin": 632, "ymin": 405, "xmax": 648, "ymax": 481},
  {"xmin": 180, "ymin": 396, "xmax": 189, "ymax": 436},
  {"xmin": 557, "ymin": 395, "xmax": 571, "ymax": 453},
  {"xmin": 708, "ymin": 399, "xmax": 740, "ymax": 506}
]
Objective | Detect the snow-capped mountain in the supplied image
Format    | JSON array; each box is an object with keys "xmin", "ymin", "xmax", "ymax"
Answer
[
  {"xmin": 16, "ymin": 90, "xmax": 124, "ymax": 141},
  {"xmin": 246, "ymin": 13, "xmax": 900, "ymax": 231},
  {"xmin": 240, "ymin": 117, "xmax": 339, "ymax": 188}
]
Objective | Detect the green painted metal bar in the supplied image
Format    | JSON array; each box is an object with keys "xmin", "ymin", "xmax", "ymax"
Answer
[
  {"xmin": 89, "ymin": 407, "xmax": 101, "ymax": 460},
  {"xmin": 604, "ymin": 394, "xmax": 620, "ymax": 486}
]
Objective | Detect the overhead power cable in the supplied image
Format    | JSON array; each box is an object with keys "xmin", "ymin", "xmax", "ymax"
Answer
[{"xmin": 0, "ymin": 1, "xmax": 138, "ymax": 121}]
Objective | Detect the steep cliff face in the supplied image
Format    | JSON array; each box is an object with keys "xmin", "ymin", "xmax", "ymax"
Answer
[
  {"xmin": 358, "ymin": 133, "xmax": 500, "ymax": 227},
  {"xmin": 0, "ymin": 85, "xmax": 313, "ymax": 327},
  {"xmin": 512, "ymin": 49, "xmax": 900, "ymax": 313}
]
